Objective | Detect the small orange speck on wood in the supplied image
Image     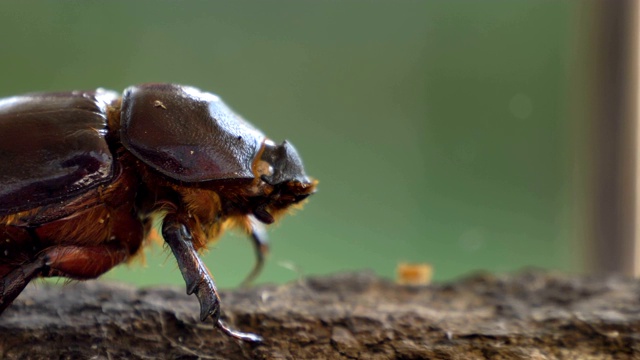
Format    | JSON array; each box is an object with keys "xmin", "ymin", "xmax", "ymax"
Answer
[{"xmin": 396, "ymin": 262, "xmax": 432, "ymax": 285}]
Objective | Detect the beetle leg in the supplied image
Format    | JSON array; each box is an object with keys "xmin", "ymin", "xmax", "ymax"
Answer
[
  {"xmin": 162, "ymin": 216, "xmax": 219, "ymax": 321},
  {"xmin": 39, "ymin": 243, "xmax": 130, "ymax": 279},
  {"xmin": 0, "ymin": 260, "xmax": 46, "ymax": 314},
  {"xmin": 240, "ymin": 215, "xmax": 269, "ymax": 287},
  {"xmin": 0, "ymin": 242, "xmax": 130, "ymax": 314},
  {"xmin": 162, "ymin": 214, "xmax": 262, "ymax": 342}
]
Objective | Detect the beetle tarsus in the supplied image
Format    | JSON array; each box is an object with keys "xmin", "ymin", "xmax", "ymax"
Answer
[{"xmin": 217, "ymin": 319, "xmax": 263, "ymax": 343}]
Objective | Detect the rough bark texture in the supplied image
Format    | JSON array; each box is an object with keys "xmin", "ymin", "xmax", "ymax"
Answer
[{"xmin": 0, "ymin": 270, "xmax": 639, "ymax": 359}]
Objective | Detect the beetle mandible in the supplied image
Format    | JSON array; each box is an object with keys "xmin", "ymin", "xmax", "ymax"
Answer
[{"xmin": 0, "ymin": 83, "xmax": 316, "ymax": 342}]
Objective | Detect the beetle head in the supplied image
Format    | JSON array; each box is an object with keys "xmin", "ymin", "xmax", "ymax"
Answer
[
  {"xmin": 251, "ymin": 140, "xmax": 316, "ymax": 224},
  {"xmin": 259, "ymin": 140, "xmax": 309, "ymax": 186}
]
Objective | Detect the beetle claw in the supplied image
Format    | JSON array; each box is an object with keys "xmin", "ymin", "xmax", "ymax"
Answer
[{"xmin": 193, "ymin": 279, "xmax": 221, "ymax": 322}]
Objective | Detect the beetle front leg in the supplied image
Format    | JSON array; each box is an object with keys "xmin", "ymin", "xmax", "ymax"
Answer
[{"xmin": 162, "ymin": 214, "xmax": 262, "ymax": 342}]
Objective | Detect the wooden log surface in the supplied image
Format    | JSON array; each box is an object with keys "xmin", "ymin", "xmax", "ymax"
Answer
[{"xmin": 0, "ymin": 270, "xmax": 639, "ymax": 359}]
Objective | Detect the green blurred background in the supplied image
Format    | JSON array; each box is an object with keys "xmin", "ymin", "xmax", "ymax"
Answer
[{"xmin": 0, "ymin": 1, "xmax": 593, "ymax": 288}]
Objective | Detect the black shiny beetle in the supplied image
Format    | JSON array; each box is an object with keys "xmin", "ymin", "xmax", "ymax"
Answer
[{"xmin": 0, "ymin": 83, "xmax": 316, "ymax": 342}]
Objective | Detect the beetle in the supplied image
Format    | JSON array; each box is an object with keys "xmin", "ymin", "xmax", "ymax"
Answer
[{"xmin": 0, "ymin": 83, "xmax": 316, "ymax": 342}]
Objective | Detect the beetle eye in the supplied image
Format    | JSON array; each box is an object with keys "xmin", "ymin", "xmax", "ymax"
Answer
[{"xmin": 255, "ymin": 160, "xmax": 274, "ymax": 178}]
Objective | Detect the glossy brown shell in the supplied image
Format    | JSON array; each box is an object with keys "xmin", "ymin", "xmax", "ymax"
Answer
[
  {"xmin": 120, "ymin": 84, "xmax": 266, "ymax": 182},
  {"xmin": 0, "ymin": 90, "xmax": 118, "ymax": 215}
]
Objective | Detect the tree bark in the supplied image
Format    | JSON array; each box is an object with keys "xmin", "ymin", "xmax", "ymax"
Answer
[{"xmin": 0, "ymin": 271, "xmax": 638, "ymax": 359}]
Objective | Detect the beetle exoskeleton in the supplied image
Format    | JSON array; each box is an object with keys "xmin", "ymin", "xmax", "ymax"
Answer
[{"xmin": 0, "ymin": 83, "xmax": 316, "ymax": 342}]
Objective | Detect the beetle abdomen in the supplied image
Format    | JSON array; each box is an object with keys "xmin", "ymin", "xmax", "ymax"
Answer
[{"xmin": 0, "ymin": 90, "xmax": 119, "ymax": 215}]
